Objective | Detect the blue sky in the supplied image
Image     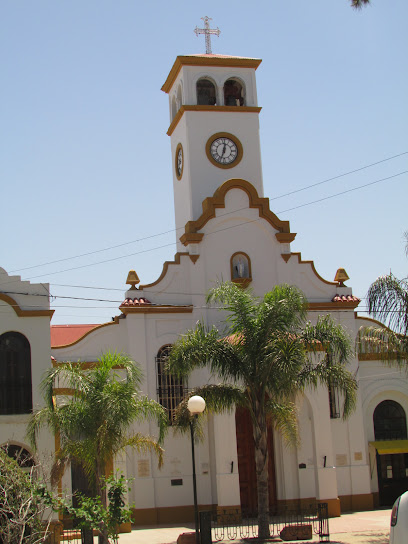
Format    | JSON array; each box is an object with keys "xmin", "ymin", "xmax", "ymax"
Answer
[{"xmin": 1, "ymin": 1, "xmax": 407, "ymax": 325}]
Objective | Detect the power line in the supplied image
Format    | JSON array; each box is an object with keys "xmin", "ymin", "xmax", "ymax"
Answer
[
  {"xmin": 2, "ymin": 168, "xmax": 406, "ymax": 286},
  {"xmin": 8, "ymin": 152, "xmax": 407, "ymax": 275},
  {"xmin": 270, "ymin": 151, "xmax": 408, "ymax": 201}
]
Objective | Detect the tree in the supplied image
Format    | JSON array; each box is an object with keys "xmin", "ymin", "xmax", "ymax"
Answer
[
  {"xmin": 27, "ymin": 351, "xmax": 168, "ymax": 544},
  {"xmin": 0, "ymin": 448, "xmax": 51, "ymax": 544},
  {"xmin": 358, "ymin": 236, "xmax": 408, "ymax": 366},
  {"xmin": 350, "ymin": 0, "xmax": 370, "ymax": 8},
  {"xmin": 168, "ymin": 282, "xmax": 357, "ymax": 540}
]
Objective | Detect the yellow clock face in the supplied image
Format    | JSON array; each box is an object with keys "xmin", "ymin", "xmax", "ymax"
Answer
[
  {"xmin": 206, "ymin": 132, "xmax": 243, "ymax": 169},
  {"xmin": 175, "ymin": 143, "xmax": 183, "ymax": 180}
]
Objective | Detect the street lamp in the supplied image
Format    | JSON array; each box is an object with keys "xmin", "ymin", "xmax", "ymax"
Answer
[{"xmin": 187, "ymin": 395, "xmax": 206, "ymax": 544}]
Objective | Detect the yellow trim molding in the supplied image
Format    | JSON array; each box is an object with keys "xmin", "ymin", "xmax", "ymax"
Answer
[
  {"xmin": 162, "ymin": 55, "xmax": 262, "ymax": 94},
  {"xmin": 370, "ymin": 440, "xmax": 408, "ymax": 455},
  {"xmin": 120, "ymin": 305, "xmax": 193, "ymax": 315},
  {"xmin": 205, "ymin": 132, "xmax": 243, "ymax": 169},
  {"xmin": 339, "ymin": 493, "xmax": 374, "ymax": 512},
  {"xmin": 175, "ymin": 142, "xmax": 184, "ymax": 180},
  {"xmin": 0, "ymin": 293, "xmax": 54, "ymax": 318},
  {"xmin": 309, "ymin": 300, "xmax": 360, "ymax": 311},
  {"xmin": 139, "ymin": 252, "xmax": 189, "ymax": 289},
  {"xmin": 132, "ymin": 504, "xmax": 216, "ymax": 525},
  {"xmin": 179, "ymin": 178, "xmax": 295, "ymax": 247},
  {"xmin": 52, "ymin": 317, "xmax": 120, "ymax": 349},
  {"xmin": 167, "ymin": 105, "xmax": 262, "ymax": 137},
  {"xmin": 286, "ymin": 253, "xmax": 337, "ymax": 286}
]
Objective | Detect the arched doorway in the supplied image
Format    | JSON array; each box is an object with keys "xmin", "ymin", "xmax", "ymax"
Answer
[
  {"xmin": 235, "ymin": 407, "xmax": 277, "ymax": 515},
  {"xmin": 374, "ymin": 400, "xmax": 408, "ymax": 506}
]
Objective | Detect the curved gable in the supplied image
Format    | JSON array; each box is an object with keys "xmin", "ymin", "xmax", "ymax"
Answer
[
  {"xmin": 180, "ymin": 178, "xmax": 296, "ymax": 246},
  {"xmin": 0, "ymin": 293, "xmax": 54, "ymax": 318}
]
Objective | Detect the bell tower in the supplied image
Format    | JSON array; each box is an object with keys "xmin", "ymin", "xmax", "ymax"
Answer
[{"xmin": 162, "ymin": 39, "xmax": 264, "ymax": 250}]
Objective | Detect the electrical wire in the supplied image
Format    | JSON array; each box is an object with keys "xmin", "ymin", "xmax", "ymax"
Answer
[
  {"xmin": 8, "ymin": 152, "xmax": 407, "ymax": 275},
  {"xmin": 2, "ymin": 168, "xmax": 406, "ymax": 287}
]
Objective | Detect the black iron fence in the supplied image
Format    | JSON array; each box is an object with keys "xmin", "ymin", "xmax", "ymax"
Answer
[
  {"xmin": 200, "ymin": 502, "xmax": 330, "ymax": 543},
  {"xmin": 44, "ymin": 524, "xmax": 118, "ymax": 544}
]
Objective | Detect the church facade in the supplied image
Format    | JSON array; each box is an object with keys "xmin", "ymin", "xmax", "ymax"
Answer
[{"xmin": 1, "ymin": 52, "xmax": 408, "ymax": 523}]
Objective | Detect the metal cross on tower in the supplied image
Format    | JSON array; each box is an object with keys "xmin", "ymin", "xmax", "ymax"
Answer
[{"xmin": 194, "ymin": 16, "xmax": 220, "ymax": 55}]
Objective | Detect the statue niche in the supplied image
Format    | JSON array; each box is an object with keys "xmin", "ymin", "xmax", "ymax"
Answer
[{"xmin": 231, "ymin": 252, "xmax": 252, "ymax": 287}]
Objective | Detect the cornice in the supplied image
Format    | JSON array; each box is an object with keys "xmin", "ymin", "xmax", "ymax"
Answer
[
  {"xmin": 162, "ymin": 55, "xmax": 262, "ymax": 94},
  {"xmin": 120, "ymin": 305, "xmax": 193, "ymax": 315},
  {"xmin": 308, "ymin": 300, "xmax": 361, "ymax": 311},
  {"xmin": 0, "ymin": 293, "xmax": 54, "ymax": 319},
  {"xmin": 167, "ymin": 105, "xmax": 262, "ymax": 136},
  {"xmin": 179, "ymin": 178, "xmax": 295, "ymax": 246}
]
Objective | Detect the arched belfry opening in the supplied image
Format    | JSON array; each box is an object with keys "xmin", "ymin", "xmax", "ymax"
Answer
[
  {"xmin": 373, "ymin": 400, "xmax": 408, "ymax": 506},
  {"xmin": 224, "ymin": 78, "xmax": 245, "ymax": 106},
  {"xmin": 196, "ymin": 78, "xmax": 217, "ymax": 105}
]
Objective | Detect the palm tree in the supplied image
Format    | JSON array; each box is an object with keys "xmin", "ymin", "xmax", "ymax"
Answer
[
  {"xmin": 168, "ymin": 282, "xmax": 357, "ymax": 540},
  {"xmin": 358, "ymin": 233, "xmax": 408, "ymax": 366},
  {"xmin": 27, "ymin": 351, "xmax": 168, "ymax": 544},
  {"xmin": 358, "ymin": 274, "xmax": 408, "ymax": 365},
  {"xmin": 350, "ymin": 0, "xmax": 370, "ymax": 8}
]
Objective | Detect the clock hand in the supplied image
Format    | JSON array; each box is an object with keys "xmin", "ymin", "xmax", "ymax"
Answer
[{"xmin": 222, "ymin": 144, "xmax": 226, "ymax": 157}]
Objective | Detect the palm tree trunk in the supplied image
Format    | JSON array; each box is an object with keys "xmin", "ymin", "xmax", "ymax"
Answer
[
  {"xmin": 253, "ymin": 406, "xmax": 270, "ymax": 540},
  {"xmin": 95, "ymin": 465, "xmax": 109, "ymax": 544}
]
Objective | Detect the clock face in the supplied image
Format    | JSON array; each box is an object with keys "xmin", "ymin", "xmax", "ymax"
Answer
[
  {"xmin": 175, "ymin": 143, "xmax": 183, "ymax": 180},
  {"xmin": 206, "ymin": 132, "xmax": 243, "ymax": 169},
  {"xmin": 210, "ymin": 137, "xmax": 238, "ymax": 165}
]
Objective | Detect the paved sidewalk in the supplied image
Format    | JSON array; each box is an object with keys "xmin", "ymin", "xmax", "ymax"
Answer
[{"xmin": 117, "ymin": 508, "xmax": 391, "ymax": 543}]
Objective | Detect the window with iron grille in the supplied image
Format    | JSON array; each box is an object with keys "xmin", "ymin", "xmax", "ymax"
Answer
[
  {"xmin": 374, "ymin": 400, "xmax": 407, "ymax": 440},
  {"xmin": 329, "ymin": 381, "xmax": 340, "ymax": 419},
  {"xmin": 156, "ymin": 345, "xmax": 185, "ymax": 424},
  {"xmin": 0, "ymin": 332, "xmax": 32, "ymax": 415}
]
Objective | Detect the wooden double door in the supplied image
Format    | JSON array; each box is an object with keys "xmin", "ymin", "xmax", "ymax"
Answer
[{"xmin": 235, "ymin": 407, "xmax": 277, "ymax": 515}]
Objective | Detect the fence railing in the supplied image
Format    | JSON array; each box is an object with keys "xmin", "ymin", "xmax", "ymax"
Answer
[
  {"xmin": 200, "ymin": 502, "xmax": 330, "ymax": 543},
  {"xmin": 44, "ymin": 524, "xmax": 118, "ymax": 544}
]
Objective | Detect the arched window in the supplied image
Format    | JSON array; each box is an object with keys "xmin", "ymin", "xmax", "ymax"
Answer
[
  {"xmin": 156, "ymin": 345, "xmax": 184, "ymax": 424},
  {"xmin": 224, "ymin": 78, "xmax": 245, "ymax": 106},
  {"xmin": 0, "ymin": 332, "xmax": 32, "ymax": 415},
  {"xmin": 2, "ymin": 444, "xmax": 35, "ymax": 472},
  {"xmin": 171, "ymin": 96, "xmax": 177, "ymax": 121},
  {"xmin": 374, "ymin": 400, "xmax": 407, "ymax": 441},
  {"xmin": 176, "ymin": 82, "xmax": 183, "ymax": 109},
  {"xmin": 196, "ymin": 78, "xmax": 217, "ymax": 105}
]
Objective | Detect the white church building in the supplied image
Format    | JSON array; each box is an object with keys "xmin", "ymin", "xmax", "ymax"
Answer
[{"xmin": 1, "ymin": 48, "xmax": 408, "ymax": 524}]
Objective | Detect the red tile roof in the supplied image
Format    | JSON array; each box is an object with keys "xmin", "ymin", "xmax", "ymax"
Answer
[
  {"xmin": 332, "ymin": 294, "xmax": 360, "ymax": 303},
  {"xmin": 51, "ymin": 324, "xmax": 100, "ymax": 347},
  {"xmin": 120, "ymin": 297, "xmax": 151, "ymax": 307}
]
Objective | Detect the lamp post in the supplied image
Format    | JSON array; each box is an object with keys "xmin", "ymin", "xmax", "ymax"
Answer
[{"xmin": 187, "ymin": 395, "xmax": 206, "ymax": 544}]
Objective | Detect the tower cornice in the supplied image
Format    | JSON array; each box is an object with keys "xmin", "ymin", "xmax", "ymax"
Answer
[{"xmin": 162, "ymin": 55, "xmax": 262, "ymax": 94}]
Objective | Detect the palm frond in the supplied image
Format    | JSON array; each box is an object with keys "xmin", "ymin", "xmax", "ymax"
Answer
[
  {"xmin": 265, "ymin": 399, "xmax": 299, "ymax": 447},
  {"xmin": 122, "ymin": 434, "xmax": 164, "ymax": 468},
  {"xmin": 299, "ymin": 361, "xmax": 357, "ymax": 419},
  {"xmin": 207, "ymin": 281, "xmax": 258, "ymax": 340},
  {"xmin": 366, "ymin": 274, "xmax": 408, "ymax": 335},
  {"xmin": 350, "ymin": 0, "xmax": 370, "ymax": 8},
  {"xmin": 168, "ymin": 323, "xmax": 244, "ymax": 382},
  {"xmin": 302, "ymin": 315, "xmax": 353, "ymax": 364},
  {"xmin": 172, "ymin": 384, "xmax": 246, "ymax": 439},
  {"xmin": 358, "ymin": 325, "xmax": 408, "ymax": 368}
]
